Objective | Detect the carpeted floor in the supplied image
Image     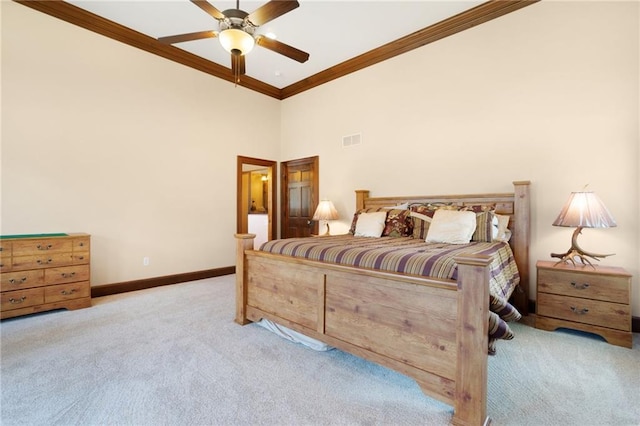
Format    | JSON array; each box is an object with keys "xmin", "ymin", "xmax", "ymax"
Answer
[{"xmin": 1, "ymin": 275, "xmax": 638, "ymax": 425}]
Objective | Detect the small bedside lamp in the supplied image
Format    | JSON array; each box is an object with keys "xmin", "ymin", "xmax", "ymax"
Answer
[
  {"xmin": 312, "ymin": 200, "xmax": 339, "ymax": 236},
  {"xmin": 551, "ymin": 190, "xmax": 617, "ymax": 267}
]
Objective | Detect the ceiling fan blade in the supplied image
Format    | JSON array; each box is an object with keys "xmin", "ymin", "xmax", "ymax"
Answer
[
  {"xmin": 247, "ymin": 0, "xmax": 299, "ymax": 26},
  {"xmin": 255, "ymin": 35, "xmax": 309, "ymax": 63},
  {"xmin": 158, "ymin": 30, "xmax": 218, "ymax": 45},
  {"xmin": 190, "ymin": 0, "xmax": 226, "ymax": 21},
  {"xmin": 231, "ymin": 53, "xmax": 246, "ymax": 78}
]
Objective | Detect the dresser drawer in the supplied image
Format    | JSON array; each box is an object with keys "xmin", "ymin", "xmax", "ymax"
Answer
[
  {"xmin": 537, "ymin": 292, "xmax": 630, "ymax": 331},
  {"xmin": 44, "ymin": 265, "xmax": 90, "ymax": 285},
  {"xmin": 12, "ymin": 238, "xmax": 73, "ymax": 256},
  {"xmin": 72, "ymin": 252, "xmax": 90, "ymax": 265},
  {"xmin": 538, "ymin": 268, "xmax": 629, "ymax": 304},
  {"xmin": 1, "ymin": 288, "xmax": 44, "ymax": 311},
  {"xmin": 73, "ymin": 237, "xmax": 90, "ymax": 252},
  {"xmin": 44, "ymin": 281, "xmax": 90, "ymax": 303},
  {"xmin": 0, "ymin": 269, "xmax": 45, "ymax": 292},
  {"xmin": 12, "ymin": 253, "xmax": 75, "ymax": 270}
]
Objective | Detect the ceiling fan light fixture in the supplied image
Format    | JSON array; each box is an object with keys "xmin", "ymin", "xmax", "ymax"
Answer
[{"xmin": 219, "ymin": 28, "xmax": 255, "ymax": 56}]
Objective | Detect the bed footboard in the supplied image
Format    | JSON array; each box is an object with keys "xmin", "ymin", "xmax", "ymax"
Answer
[{"xmin": 234, "ymin": 234, "xmax": 491, "ymax": 426}]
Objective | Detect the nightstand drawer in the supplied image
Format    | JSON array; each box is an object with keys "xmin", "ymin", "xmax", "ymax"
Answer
[
  {"xmin": 537, "ymin": 292, "xmax": 630, "ymax": 331},
  {"xmin": 538, "ymin": 268, "xmax": 629, "ymax": 304}
]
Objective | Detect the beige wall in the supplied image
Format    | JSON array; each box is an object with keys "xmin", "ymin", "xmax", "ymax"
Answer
[
  {"xmin": 1, "ymin": 2, "xmax": 281, "ymax": 284},
  {"xmin": 280, "ymin": 1, "xmax": 640, "ymax": 313},
  {"xmin": 2, "ymin": 2, "xmax": 639, "ymax": 315}
]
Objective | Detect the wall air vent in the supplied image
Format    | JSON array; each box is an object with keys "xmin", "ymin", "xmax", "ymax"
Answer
[{"xmin": 342, "ymin": 133, "xmax": 362, "ymax": 148}]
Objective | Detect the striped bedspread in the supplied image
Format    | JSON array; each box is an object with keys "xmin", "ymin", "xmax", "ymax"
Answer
[{"xmin": 259, "ymin": 235, "xmax": 520, "ymax": 300}]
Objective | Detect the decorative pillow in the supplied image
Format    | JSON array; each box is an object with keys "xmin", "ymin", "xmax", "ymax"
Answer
[
  {"xmin": 354, "ymin": 211, "xmax": 388, "ymax": 237},
  {"xmin": 409, "ymin": 211, "xmax": 432, "ymax": 240},
  {"xmin": 348, "ymin": 207, "xmax": 385, "ymax": 234},
  {"xmin": 458, "ymin": 204, "xmax": 496, "ymax": 242},
  {"xmin": 490, "ymin": 294, "xmax": 522, "ymax": 322},
  {"xmin": 409, "ymin": 204, "xmax": 450, "ymax": 239},
  {"xmin": 493, "ymin": 214, "xmax": 511, "ymax": 242},
  {"xmin": 382, "ymin": 209, "xmax": 413, "ymax": 237},
  {"xmin": 425, "ymin": 209, "xmax": 477, "ymax": 244},
  {"xmin": 488, "ymin": 311, "xmax": 514, "ymax": 340}
]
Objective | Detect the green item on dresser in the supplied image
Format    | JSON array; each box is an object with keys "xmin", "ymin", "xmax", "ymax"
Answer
[{"xmin": 0, "ymin": 233, "xmax": 69, "ymax": 239}]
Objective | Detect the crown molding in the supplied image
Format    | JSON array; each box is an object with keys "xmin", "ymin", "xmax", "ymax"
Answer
[{"xmin": 14, "ymin": 0, "xmax": 539, "ymax": 100}]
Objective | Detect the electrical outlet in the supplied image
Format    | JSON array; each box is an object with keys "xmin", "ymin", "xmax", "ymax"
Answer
[{"xmin": 143, "ymin": 257, "xmax": 150, "ymax": 266}]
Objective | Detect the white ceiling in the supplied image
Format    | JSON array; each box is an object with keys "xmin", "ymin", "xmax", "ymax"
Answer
[{"xmin": 67, "ymin": 0, "xmax": 485, "ymax": 89}]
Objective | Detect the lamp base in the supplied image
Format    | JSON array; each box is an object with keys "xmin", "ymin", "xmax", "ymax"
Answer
[
  {"xmin": 319, "ymin": 222, "xmax": 331, "ymax": 236},
  {"xmin": 551, "ymin": 227, "xmax": 614, "ymax": 268}
]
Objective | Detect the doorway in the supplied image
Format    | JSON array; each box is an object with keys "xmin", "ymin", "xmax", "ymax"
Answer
[{"xmin": 237, "ymin": 156, "xmax": 277, "ymax": 246}]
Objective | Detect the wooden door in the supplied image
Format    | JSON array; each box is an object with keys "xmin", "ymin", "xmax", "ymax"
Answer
[{"xmin": 281, "ymin": 156, "xmax": 319, "ymax": 238}]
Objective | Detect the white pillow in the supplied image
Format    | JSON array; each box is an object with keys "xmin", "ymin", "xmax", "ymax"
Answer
[
  {"xmin": 354, "ymin": 211, "xmax": 388, "ymax": 237},
  {"xmin": 426, "ymin": 209, "xmax": 477, "ymax": 244},
  {"xmin": 493, "ymin": 214, "xmax": 511, "ymax": 242},
  {"xmin": 384, "ymin": 202, "xmax": 409, "ymax": 210}
]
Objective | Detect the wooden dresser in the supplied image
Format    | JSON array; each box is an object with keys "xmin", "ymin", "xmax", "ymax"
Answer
[
  {"xmin": 1, "ymin": 233, "xmax": 91, "ymax": 319},
  {"xmin": 535, "ymin": 260, "xmax": 632, "ymax": 348}
]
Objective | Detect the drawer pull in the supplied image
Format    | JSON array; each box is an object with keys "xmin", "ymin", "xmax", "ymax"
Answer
[
  {"xmin": 36, "ymin": 244, "xmax": 53, "ymax": 250},
  {"xmin": 570, "ymin": 282, "xmax": 590, "ymax": 290},
  {"xmin": 570, "ymin": 306, "xmax": 589, "ymax": 315},
  {"xmin": 9, "ymin": 296, "xmax": 27, "ymax": 304},
  {"xmin": 61, "ymin": 272, "xmax": 76, "ymax": 278},
  {"xmin": 8, "ymin": 277, "xmax": 28, "ymax": 284},
  {"xmin": 37, "ymin": 259, "xmax": 53, "ymax": 265},
  {"xmin": 61, "ymin": 289, "xmax": 77, "ymax": 296}
]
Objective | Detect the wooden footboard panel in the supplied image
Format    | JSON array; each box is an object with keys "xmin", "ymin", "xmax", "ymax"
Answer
[{"xmin": 236, "ymin": 242, "xmax": 491, "ymax": 425}]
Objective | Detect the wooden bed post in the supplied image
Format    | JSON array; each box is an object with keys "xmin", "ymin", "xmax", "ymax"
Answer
[
  {"xmin": 453, "ymin": 255, "xmax": 491, "ymax": 426},
  {"xmin": 355, "ymin": 190, "xmax": 369, "ymax": 211},
  {"xmin": 511, "ymin": 180, "xmax": 531, "ymax": 316},
  {"xmin": 234, "ymin": 233, "xmax": 255, "ymax": 325}
]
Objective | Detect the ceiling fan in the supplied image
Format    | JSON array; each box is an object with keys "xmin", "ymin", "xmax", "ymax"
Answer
[{"xmin": 158, "ymin": 0, "xmax": 310, "ymax": 83}]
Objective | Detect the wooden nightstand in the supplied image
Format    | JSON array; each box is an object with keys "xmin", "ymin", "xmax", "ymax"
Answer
[{"xmin": 535, "ymin": 260, "xmax": 632, "ymax": 348}]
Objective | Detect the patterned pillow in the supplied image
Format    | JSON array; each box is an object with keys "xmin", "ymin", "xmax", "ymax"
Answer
[
  {"xmin": 459, "ymin": 204, "xmax": 496, "ymax": 242},
  {"xmin": 488, "ymin": 311, "xmax": 514, "ymax": 341},
  {"xmin": 382, "ymin": 209, "xmax": 413, "ymax": 237},
  {"xmin": 490, "ymin": 294, "xmax": 522, "ymax": 322},
  {"xmin": 409, "ymin": 203, "xmax": 452, "ymax": 239}
]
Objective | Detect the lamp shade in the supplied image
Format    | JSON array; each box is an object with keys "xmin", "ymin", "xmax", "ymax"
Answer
[
  {"xmin": 219, "ymin": 28, "xmax": 255, "ymax": 55},
  {"xmin": 552, "ymin": 191, "xmax": 616, "ymax": 229},
  {"xmin": 312, "ymin": 200, "xmax": 339, "ymax": 221}
]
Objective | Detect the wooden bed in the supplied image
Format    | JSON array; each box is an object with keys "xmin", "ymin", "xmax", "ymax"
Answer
[{"xmin": 234, "ymin": 181, "xmax": 530, "ymax": 426}]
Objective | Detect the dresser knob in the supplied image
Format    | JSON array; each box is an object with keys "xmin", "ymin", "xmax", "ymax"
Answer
[
  {"xmin": 570, "ymin": 282, "xmax": 590, "ymax": 290},
  {"xmin": 36, "ymin": 244, "xmax": 53, "ymax": 250},
  {"xmin": 9, "ymin": 296, "xmax": 27, "ymax": 304},
  {"xmin": 61, "ymin": 289, "xmax": 77, "ymax": 295},
  {"xmin": 61, "ymin": 272, "xmax": 76, "ymax": 278},
  {"xmin": 570, "ymin": 306, "xmax": 589, "ymax": 315}
]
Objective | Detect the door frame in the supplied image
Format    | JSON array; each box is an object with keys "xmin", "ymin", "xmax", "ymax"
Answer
[{"xmin": 237, "ymin": 156, "xmax": 277, "ymax": 241}]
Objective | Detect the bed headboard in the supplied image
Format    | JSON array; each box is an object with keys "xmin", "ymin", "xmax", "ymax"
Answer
[{"xmin": 355, "ymin": 181, "xmax": 531, "ymax": 315}]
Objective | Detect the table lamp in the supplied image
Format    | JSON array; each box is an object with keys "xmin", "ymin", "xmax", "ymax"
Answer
[
  {"xmin": 312, "ymin": 200, "xmax": 339, "ymax": 236},
  {"xmin": 550, "ymin": 190, "xmax": 616, "ymax": 267}
]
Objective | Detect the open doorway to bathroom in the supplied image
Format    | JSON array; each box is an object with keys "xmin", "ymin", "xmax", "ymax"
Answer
[{"xmin": 237, "ymin": 156, "xmax": 277, "ymax": 248}]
